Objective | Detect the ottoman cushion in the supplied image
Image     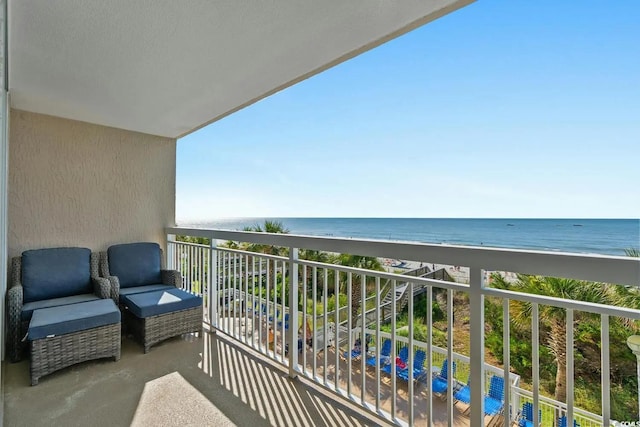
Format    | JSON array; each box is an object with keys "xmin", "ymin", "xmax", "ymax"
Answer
[
  {"xmin": 28, "ymin": 299, "xmax": 120, "ymax": 341},
  {"xmin": 123, "ymin": 288, "xmax": 202, "ymax": 318},
  {"xmin": 118, "ymin": 284, "xmax": 174, "ymax": 303}
]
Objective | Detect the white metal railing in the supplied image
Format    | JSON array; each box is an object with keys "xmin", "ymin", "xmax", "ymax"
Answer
[
  {"xmin": 166, "ymin": 227, "xmax": 640, "ymax": 427},
  {"xmin": 512, "ymin": 387, "xmax": 605, "ymax": 427}
]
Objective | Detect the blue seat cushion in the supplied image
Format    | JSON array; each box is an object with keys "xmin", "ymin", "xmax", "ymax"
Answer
[
  {"xmin": 21, "ymin": 293, "xmax": 100, "ymax": 321},
  {"xmin": 484, "ymin": 396, "xmax": 504, "ymax": 416},
  {"xmin": 118, "ymin": 285, "xmax": 174, "ymax": 303},
  {"xmin": 28, "ymin": 299, "xmax": 120, "ymax": 341},
  {"xmin": 108, "ymin": 243, "xmax": 162, "ymax": 288},
  {"xmin": 22, "ymin": 247, "xmax": 92, "ymax": 303},
  {"xmin": 432, "ymin": 376, "xmax": 448, "ymax": 394},
  {"xmin": 123, "ymin": 288, "xmax": 202, "ymax": 318}
]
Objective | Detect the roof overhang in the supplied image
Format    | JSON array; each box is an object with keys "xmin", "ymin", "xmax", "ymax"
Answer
[{"xmin": 9, "ymin": 0, "xmax": 473, "ymax": 138}]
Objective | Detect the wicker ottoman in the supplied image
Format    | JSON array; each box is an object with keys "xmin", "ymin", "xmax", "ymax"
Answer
[
  {"xmin": 28, "ymin": 299, "xmax": 121, "ymax": 385},
  {"xmin": 122, "ymin": 288, "xmax": 202, "ymax": 353}
]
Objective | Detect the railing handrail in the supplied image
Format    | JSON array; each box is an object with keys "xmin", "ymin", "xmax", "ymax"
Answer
[
  {"xmin": 167, "ymin": 240, "xmax": 209, "ymax": 249},
  {"xmin": 166, "ymin": 226, "xmax": 639, "ymax": 286}
]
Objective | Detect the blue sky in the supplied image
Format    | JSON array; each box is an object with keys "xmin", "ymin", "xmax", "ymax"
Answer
[{"xmin": 176, "ymin": 1, "xmax": 639, "ymax": 222}]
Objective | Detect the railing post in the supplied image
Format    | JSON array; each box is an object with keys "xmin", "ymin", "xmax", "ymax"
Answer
[
  {"xmin": 288, "ymin": 247, "xmax": 299, "ymax": 378},
  {"xmin": 469, "ymin": 267, "xmax": 485, "ymax": 427},
  {"xmin": 209, "ymin": 239, "xmax": 217, "ymax": 329},
  {"xmin": 166, "ymin": 234, "xmax": 176, "ymax": 270}
]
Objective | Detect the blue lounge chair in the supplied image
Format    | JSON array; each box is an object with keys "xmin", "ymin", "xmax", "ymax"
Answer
[
  {"xmin": 268, "ymin": 308, "xmax": 280, "ymax": 323},
  {"xmin": 453, "ymin": 377, "xmax": 471, "ymax": 404},
  {"xmin": 483, "ymin": 375, "xmax": 505, "ymax": 416},
  {"xmin": 557, "ymin": 416, "xmax": 580, "ymax": 427},
  {"xmin": 518, "ymin": 402, "xmax": 541, "ymax": 427},
  {"xmin": 257, "ymin": 303, "xmax": 268, "ymax": 318},
  {"xmin": 382, "ymin": 346, "xmax": 409, "ymax": 375},
  {"xmin": 366, "ymin": 339, "xmax": 392, "ymax": 367},
  {"xmin": 278, "ymin": 313, "xmax": 290, "ymax": 329},
  {"xmin": 342, "ymin": 338, "xmax": 363, "ymax": 361},
  {"xmin": 432, "ymin": 359, "xmax": 456, "ymax": 395},
  {"xmin": 397, "ymin": 349, "xmax": 426, "ymax": 381}
]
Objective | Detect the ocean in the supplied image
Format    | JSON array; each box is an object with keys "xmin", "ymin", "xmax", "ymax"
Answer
[{"xmin": 188, "ymin": 218, "xmax": 640, "ymax": 256}]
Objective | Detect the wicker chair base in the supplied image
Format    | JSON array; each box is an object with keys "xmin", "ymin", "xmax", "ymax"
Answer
[
  {"xmin": 124, "ymin": 306, "xmax": 202, "ymax": 353},
  {"xmin": 30, "ymin": 322, "xmax": 121, "ymax": 386}
]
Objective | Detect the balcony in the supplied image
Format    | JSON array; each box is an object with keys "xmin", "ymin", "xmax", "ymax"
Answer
[{"xmin": 3, "ymin": 228, "xmax": 638, "ymax": 427}]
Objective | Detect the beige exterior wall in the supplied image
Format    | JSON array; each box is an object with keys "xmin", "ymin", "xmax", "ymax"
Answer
[{"xmin": 8, "ymin": 110, "xmax": 176, "ymax": 258}]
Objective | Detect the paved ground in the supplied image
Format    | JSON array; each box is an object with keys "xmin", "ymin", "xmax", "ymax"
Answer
[
  {"xmin": 3, "ymin": 330, "xmax": 390, "ymax": 427},
  {"xmin": 3, "ymin": 322, "xmax": 501, "ymax": 426}
]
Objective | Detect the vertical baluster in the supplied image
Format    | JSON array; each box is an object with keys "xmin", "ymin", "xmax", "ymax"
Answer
[
  {"xmin": 186, "ymin": 244, "xmax": 190, "ymax": 290},
  {"xmin": 197, "ymin": 246, "xmax": 201, "ymax": 295},
  {"xmin": 250, "ymin": 255, "xmax": 255, "ymax": 349},
  {"xmin": 288, "ymin": 249, "xmax": 298, "ymax": 377},
  {"xmin": 375, "ymin": 276, "xmax": 381, "ymax": 412},
  {"xmin": 469, "ymin": 267, "xmax": 485, "ymax": 427},
  {"xmin": 209, "ymin": 240, "xmax": 217, "ymax": 328},
  {"xmin": 259, "ymin": 255, "xmax": 264, "ymax": 353},
  {"xmin": 280, "ymin": 260, "xmax": 286, "ymax": 364},
  {"xmin": 243, "ymin": 254, "xmax": 248, "ymax": 343},
  {"xmin": 360, "ymin": 273, "xmax": 367, "ymax": 406},
  {"xmin": 222, "ymin": 252, "xmax": 228, "ymax": 332},
  {"xmin": 323, "ymin": 268, "xmax": 328, "ymax": 385},
  {"xmin": 312, "ymin": 266, "xmax": 317, "ymax": 379},
  {"xmin": 503, "ymin": 298, "xmax": 511, "ymax": 427},
  {"xmin": 447, "ymin": 288, "xmax": 454, "ymax": 426},
  {"xmin": 391, "ymin": 279, "xmax": 397, "ymax": 419},
  {"xmin": 273, "ymin": 258, "xmax": 279, "ymax": 360},
  {"xmin": 302, "ymin": 261, "xmax": 308, "ymax": 376},
  {"xmin": 228, "ymin": 252, "xmax": 233, "ymax": 335},
  {"xmin": 233, "ymin": 253, "xmax": 238, "ymax": 338},
  {"xmin": 347, "ymin": 272, "xmax": 352, "ymax": 396},
  {"xmin": 427, "ymin": 286, "xmax": 433, "ymax": 427},
  {"xmin": 532, "ymin": 303, "xmax": 540, "ymax": 427},
  {"xmin": 566, "ymin": 308, "xmax": 574, "ymax": 426},
  {"xmin": 408, "ymin": 281, "xmax": 414, "ymax": 426},
  {"xmin": 266, "ymin": 256, "xmax": 271, "ymax": 355},
  {"xmin": 334, "ymin": 267, "xmax": 339, "ymax": 392},
  {"xmin": 601, "ymin": 315, "xmax": 610, "ymax": 426}
]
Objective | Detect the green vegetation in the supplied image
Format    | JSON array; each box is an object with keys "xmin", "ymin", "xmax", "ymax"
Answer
[
  {"xmin": 383, "ymin": 275, "xmax": 640, "ymax": 421},
  {"xmin": 487, "ymin": 274, "xmax": 640, "ymax": 420}
]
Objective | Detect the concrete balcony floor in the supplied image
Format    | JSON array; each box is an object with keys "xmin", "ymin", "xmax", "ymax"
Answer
[{"xmin": 3, "ymin": 329, "xmax": 393, "ymax": 427}]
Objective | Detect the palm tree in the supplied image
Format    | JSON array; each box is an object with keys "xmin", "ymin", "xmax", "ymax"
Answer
[
  {"xmin": 240, "ymin": 221, "xmax": 290, "ymax": 301},
  {"xmin": 492, "ymin": 274, "xmax": 639, "ymax": 403},
  {"xmin": 299, "ymin": 249, "xmax": 331, "ymax": 292},
  {"xmin": 243, "ymin": 220, "xmax": 289, "ymax": 256},
  {"xmin": 336, "ymin": 254, "xmax": 384, "ymax": 321}
]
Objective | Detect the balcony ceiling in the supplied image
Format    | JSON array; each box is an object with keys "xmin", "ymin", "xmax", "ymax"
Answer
[{"xmin": 8, "ymin": 0, "xmax": 472, "ymax": 138}]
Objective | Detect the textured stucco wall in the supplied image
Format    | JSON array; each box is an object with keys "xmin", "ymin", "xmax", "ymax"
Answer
[{"xmin": 8, "ymin": 110, "xmax": 176, "ymax": 258}]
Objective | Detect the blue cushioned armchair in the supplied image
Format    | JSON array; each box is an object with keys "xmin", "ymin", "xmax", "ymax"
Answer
[
  {"xmin": 99, "ymin": 242, "xmax": 182, "ymax": 305},
  {"xmin": 6, "ymin": 247, "xmax": 111, "ymax": 362}
]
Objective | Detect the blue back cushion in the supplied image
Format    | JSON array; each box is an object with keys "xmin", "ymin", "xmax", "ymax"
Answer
[
  {"xmin": 22, "ymin": 247, "xmax": 92, "ymax": 303},
  {"xmin": 108, "ymin": 242, "xmax": 162, "ymax": 288}
]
